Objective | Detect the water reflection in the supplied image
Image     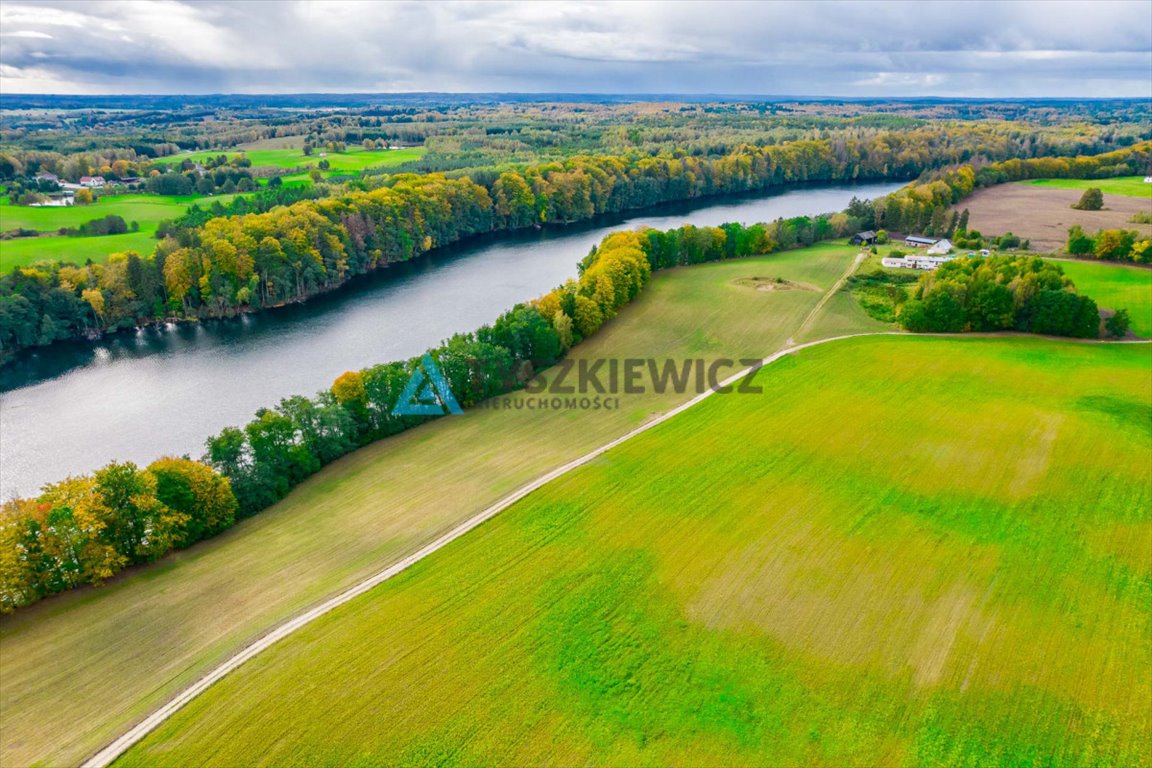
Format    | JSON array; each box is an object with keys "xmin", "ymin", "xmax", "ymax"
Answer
[{"xmin": 0, "ymin": 181, "xmax": 903, "ymax": 497}]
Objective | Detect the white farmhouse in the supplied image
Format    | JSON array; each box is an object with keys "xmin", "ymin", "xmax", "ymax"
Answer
[
  {"xmin": 881, "ymin": 253, "xmax": 955, "ymax": 271},
  {"xmin": 926, "ymin": 238, "xmax": 953, "ymax": 256}
]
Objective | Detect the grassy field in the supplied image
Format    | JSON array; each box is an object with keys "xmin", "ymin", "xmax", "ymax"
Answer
[
  {"xmin": 0, "ymin": 230, "xmax": 159, "ymax": 272},
  {"xmin": 1025, "ymin": 176, "xmax": 1152, "ymax": 198},
  {"xmin": 0, "ymin": 242, "xmax": 867, "ymax": 768},
  {"xmin": 118, "ymin": 335, "xmax": 1152, "ymax": 767},
  {"xmin": 1, "ymin": 194, "xmax": 197, "ymax": 232},
  {"xmin": 1052, "ymin": 259, "xmax": 1152, "ymax": 337},
  {"xmin": 0, "ymin": 194, "xmax": 239, "ymax": 273},
  {"xmin": 158, "ymin": 145, "xmax": 426, "ymax": 175}
]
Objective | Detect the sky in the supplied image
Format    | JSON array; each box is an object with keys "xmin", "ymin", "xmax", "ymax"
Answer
[{"xmin": 0, "ymin": 0, "xmax": 1149, "ymax": 97}]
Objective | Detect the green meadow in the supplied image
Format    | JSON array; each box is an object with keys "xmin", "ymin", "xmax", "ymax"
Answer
[
  {"xmin": 1051, "ymin": 258, "xmax": 1152, "ymax": 337},
  {"xmin": 119, "ymin": 335, "xmax": 1152, "ymax": 767},
  {"xmin": 0, "ymin": 242, "xmax": 866, "ymax": 768},
  {"xmin": 158, "ymin": 145, "xmax": 426, "ymax": 175},
  {"xmin": 0, "ymin": 194, "xmax": 240, "ymax": 273},
  {"xmin": 0, "ymin": 230, "xmax": 158, "ymax": 272},
  {"xmin": 1025, "ymin": 175, "xmax": 1152, "ymax": 197}
]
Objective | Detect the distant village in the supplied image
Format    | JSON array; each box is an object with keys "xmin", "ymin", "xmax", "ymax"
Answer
[{"xmin": 27, "ymin": 170, "xmax": 143, "ymax": 206}]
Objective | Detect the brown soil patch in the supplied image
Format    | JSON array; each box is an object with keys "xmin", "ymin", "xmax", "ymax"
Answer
[
  {"xmin": 954, "ymin": 183, "xmax": 1152, "ymax": 252},
  {"xmin": 732, "ymin": 276, "xmax": 818, "ymax": 292}
]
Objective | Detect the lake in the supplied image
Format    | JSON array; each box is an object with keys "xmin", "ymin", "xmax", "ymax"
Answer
[{"xmin": 0, "ymin": 181, "xmax": 903, "ymax": 498}]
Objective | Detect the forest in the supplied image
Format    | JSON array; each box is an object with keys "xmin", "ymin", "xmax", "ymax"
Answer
[{"xmin": 3, "ymin": 130, "xmax": 1149, "ymax": 364}]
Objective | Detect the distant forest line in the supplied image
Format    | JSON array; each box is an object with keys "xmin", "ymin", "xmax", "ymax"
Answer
[{"xmin": 2, "ymin": 134, "xmax": 1149, "ymax": 363}]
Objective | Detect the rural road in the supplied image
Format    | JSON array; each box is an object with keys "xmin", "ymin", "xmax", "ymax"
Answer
[
  {"xmin": 83, "ymin": 331, "xmax": 879, "ymax": 768},
  {"xmin": 79, "ymin": 251, "xmax": 1147, "ymax": 767},
  {"xmin": 785, "ymin": 250, "xmax": 867, "ymax": 347}
]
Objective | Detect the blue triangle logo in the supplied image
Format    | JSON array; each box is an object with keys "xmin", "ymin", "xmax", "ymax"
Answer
[{"xmin": 392, "ymin": 353, "xmax": 463, "ymax": 416}]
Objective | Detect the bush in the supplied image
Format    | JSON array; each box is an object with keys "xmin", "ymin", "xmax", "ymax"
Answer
[
  {"xmin": 1071, "ymin": 187, "xmax": 1103, "ymax": 211},
  {"xmin": 1105, "ymin": 309, "xmax": 1131, "ymax": 339}
]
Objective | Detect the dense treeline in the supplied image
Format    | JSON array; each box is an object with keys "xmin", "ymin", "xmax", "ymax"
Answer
[
  {"xmin": 1066, "ymin": 225, "xmax": 1152, "ymax": 263},
  {"xmin": 0, "ymin": 138, "xmax": 888, "ymax": 359},
  {"xmin": 0, "ymin": 214, "xmax": 830, "ymax": 610},
  {"xmin": 205, "ymin": 218, "xmax": 806, "ymax": 517},
  {"xmin": 899, "ymin": 256, "xmax": 1105, "ymax": 337},
  {"xmin": 156, "ymin": 184, "xmax": 325, "ymax": 235},
  {"xmin": 7, "ymin": 138, "xmax": 1147, "ymax": 363},
  {"xmin": 0, "ymin": 458, "xmax": 237, "ymax": 612}
]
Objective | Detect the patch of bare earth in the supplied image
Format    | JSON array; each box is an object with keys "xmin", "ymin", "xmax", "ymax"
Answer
[
  {"xmin": 732, "ymin": 276, "xmax": 819, "ymax": 292},
  {"xmin": 953, "ymin": 184, "xmax": 1152, "ymax": 252}
]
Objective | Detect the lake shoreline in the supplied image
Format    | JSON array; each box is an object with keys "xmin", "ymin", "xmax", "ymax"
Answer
[
  {"xmin": 1, "ymin": 178, "xmax": 907, "ymax": 378},
  {"xmin": 0, "ymin": 180, "xmax": 906, "ymax": 498}
]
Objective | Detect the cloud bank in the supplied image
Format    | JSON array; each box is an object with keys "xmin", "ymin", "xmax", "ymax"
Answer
[{"xmin": 0, "ymin": 0, "xmax": 1149, "ymax": 96}]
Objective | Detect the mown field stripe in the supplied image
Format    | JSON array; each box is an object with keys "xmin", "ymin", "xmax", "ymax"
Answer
[{"xmin": 81, "ymin": 329, "xmax": 879, "ymax": 768}]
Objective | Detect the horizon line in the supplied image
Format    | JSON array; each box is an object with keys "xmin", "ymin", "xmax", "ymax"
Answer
[{"xmin": 2, "ymin": 91, "xmax": 1148, "ymax": 102}]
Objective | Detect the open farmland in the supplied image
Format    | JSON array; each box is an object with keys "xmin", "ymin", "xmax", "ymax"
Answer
[
  {"xmin": 1025, "ymin": 176, "xmax": 1152, "ymax": 197},
  {"xmin": 158, "ymin": 145, "xmax": 426, "ymax": 175},
  {"xmin": 1052, "ymin": 258, "xmax": 1152, "ymax": 337},
  {"xmin": 0, "ymin": 194, "xmax": 240, "ymax": 272},
  {"xmin": 119, "ymin": 335, "xmax": 1152, "ymax": 767},
  {"xmin": 955, "ymin": 181, "xmax": 1152, "ymax": 252},
  {"xmin": 0, "ymin": 242, "xmax": 868, "ymax": 768},
  {"xmin": 0, "ymin": 229, "xmax": 158, "ymax": 272}
]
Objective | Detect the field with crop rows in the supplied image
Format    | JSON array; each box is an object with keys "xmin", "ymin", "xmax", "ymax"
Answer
[{"xmin": 120, "ymin": 334, "xmax": 1152, "ymax": 767}]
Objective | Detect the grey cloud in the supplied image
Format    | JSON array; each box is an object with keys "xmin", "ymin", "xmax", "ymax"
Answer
[{"xmin": 0, "ymin": 0, "xmax": 1148, "ymax": 96}]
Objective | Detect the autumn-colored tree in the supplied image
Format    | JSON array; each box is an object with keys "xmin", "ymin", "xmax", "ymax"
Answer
[
  {"xmin": 94, "ymin": 462, "xmax": 187, "ymax": 564},
  {"xmin": 552, "ymin": 311, "xmax": 573, "ymax": 350},
  {"xmin": 148, "ymin": 457, "xmax": 238, "ymax": 546},
  {"xmin": 331, "ymin": 370, "xmax": 367, "ymax": 406},
  {"xmin": 34, "ymin": 476, "xmax": 125, "ymax": 589},
  {"xmin": 0, "ymin": 500, "xmax": 38, "ymax": 612},
  {"xmin": 573, "ymin": 294, "xmax": 603, "ymax": 338},
  {"xmin": 80, "ymin": 287, "xmax": 105, "ymax": 323}
]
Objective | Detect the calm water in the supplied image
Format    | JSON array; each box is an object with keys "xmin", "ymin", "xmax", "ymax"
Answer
[{"xmin": 0, "ymin": 181, "xmax": 902, "ymax": 497}]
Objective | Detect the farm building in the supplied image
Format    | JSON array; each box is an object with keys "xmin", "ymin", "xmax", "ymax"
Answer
[
  {"xmin": 926, "ymin": 238, "xmax": 953, "ymax": 256},
  {"xmin": 33, "ymin": 172, "xmax": 59, "ymax": 184},
  {"xmin": 905, "ymin": 235, "xmax": 938, "ymax": 248},
  {"xmin": 881, "ymin": 253, "xmax": 955, "ymax": 271},
  {"xmin": 851, "ymin": 230, "xmax": 877, "ymax": 245},
  {"xmin": 79, "ymin": 176, "xmax": 106, "ymax": 188}
]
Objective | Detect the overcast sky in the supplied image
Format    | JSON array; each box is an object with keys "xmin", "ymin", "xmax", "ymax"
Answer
[{"xmin": 0, "ymin": 0, "xmax": 1149, "ymax": 97}]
